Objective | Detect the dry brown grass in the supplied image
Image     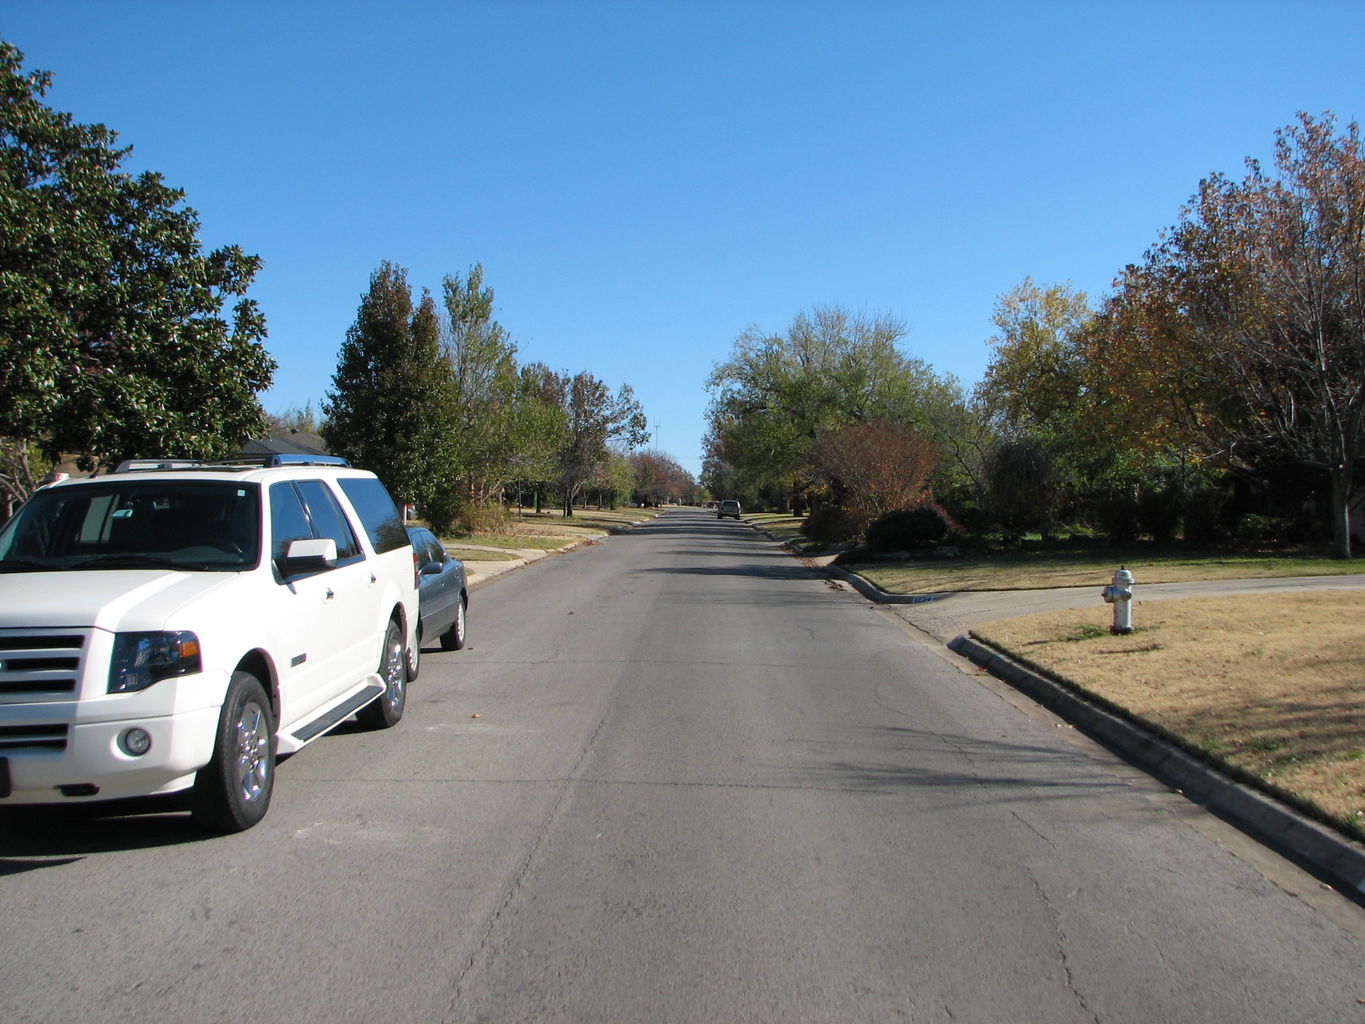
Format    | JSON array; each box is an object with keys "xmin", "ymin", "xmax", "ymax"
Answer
[
  {"xmin": 856, "ymin": 552, "xmax": 1363, "ymax": 594},
  {"xmin": 973, "ymin": 591, "xmax": 1365, "ymax": 838}
]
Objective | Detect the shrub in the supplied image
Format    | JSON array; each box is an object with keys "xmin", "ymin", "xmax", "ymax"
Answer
[
  {"xmin": 802, "ymin": 505, "xmax": 859, "ymax": 546},
  {"xmin": 1094, "ymin": 495, "xmax": 1140, "ymax": 545},
  {"xmin": 1233, "ymin": 513, "xmax": 1293, "ymax": 546},
  {"xmin": 1137, "ymin": 486, "xmax": 1183, "ymax": 542},
  {"xmin": 865, "ymin": 506, "xmax": 952, "ymax": 552},
  {"xmin": 1183, "ymin": 488, "xmax": 1229, "ymax": 544}
]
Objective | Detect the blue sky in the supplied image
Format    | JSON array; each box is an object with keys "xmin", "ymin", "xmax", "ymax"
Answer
[{"xmin": 6, "ymin": 1, "xmax": 1365, "ymax": 474}]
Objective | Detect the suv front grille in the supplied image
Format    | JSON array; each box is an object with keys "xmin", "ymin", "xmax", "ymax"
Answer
[
  {"xmin": 0, "ymin": 633, "xmax": 85, "ymax": 699},
  {"xmin": 0, "ymin": 722, "xmax": 69, "ymax": 751}
]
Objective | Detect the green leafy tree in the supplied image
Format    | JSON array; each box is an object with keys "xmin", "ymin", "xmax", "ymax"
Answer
[
  {"xmin": 976, "ymin": 279, "xmax": 1091, "ymax": 438},
  {"xmin": 436, "ymin": 263, "xmax": 536, "ymax": 528},
  {"xmin": 545, "ymin": 369, "xmax": 648, "ymax": 516},
  {"xmin": 706, "ymin": 305, "xmax": 955, "ymax": 512},
  {"xmin": 505, "ymin": 362, "xmax": 570, "ymax": 513},
  {"xmin": 322, "ymin": 263, "xmax": 448, "ymax": 512},
  {"xmin": 593, "ymin": 449, "xmax": 637, "ymax": 509},
  {"xmin": 0, "ymin": 41, "xmax": 274, "ymax": 479},
  {"xmin": 973, "ymin": 280, "xmax": 1098, "ymax": 531}
]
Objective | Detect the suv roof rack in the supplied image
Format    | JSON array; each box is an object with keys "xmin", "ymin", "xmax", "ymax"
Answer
[{"xmin": 113, "ymin": 454, "xmax": 351, "ymax": 473}]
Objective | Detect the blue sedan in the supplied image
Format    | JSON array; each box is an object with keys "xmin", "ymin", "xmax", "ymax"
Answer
[{"xmin": 405, "ymin": 526, "xmax": 468, "ymax": 680}]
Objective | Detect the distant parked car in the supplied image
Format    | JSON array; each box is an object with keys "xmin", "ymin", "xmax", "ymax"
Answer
[
  {"xmin": 405, "ymin": 526, "xmax": 468, "ymax": 679},
  {"xmin": 717, "ymin": 499, "xmax": 742, "ymax": 520}
]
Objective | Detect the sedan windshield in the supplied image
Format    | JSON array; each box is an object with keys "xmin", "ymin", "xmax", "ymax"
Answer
[{"xmin": 0, "ymin": 480, "xmax": 261, "ymax": 572}]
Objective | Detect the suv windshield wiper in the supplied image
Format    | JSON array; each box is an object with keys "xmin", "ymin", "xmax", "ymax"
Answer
[{"xmin": 70, "ymin": 555, "xmax": 183, "ymax": 570}]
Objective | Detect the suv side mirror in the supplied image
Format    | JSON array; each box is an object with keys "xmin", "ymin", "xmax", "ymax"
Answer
[{"xmin": 278, "ymin": 537, "xmax": 338, "ymax": 577}]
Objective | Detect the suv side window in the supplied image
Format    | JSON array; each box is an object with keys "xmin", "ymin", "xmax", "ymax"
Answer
[
  {"xmin": 294, "ymin": 480, "xmax": 362, "ymax": 562},
  {"xmin": 268, "ymin": 482, "xmax": 314, "ymax": 564},
  {"xmin": 337, "ymin": 477, "xmax": 408, "ymax": 553},
  {"xmin": 268, "ymin": 479, "xmax": 363, "ymax": 567}
]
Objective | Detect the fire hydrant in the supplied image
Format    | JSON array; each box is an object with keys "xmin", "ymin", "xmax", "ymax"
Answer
[{"xmin": 1101, "ymin": 567, "xmax": 1135, "ymax": 635}]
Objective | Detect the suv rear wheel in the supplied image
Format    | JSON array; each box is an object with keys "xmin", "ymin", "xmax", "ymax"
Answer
[{"xmin": 357, "ymin": 618, "xmax": 406, "ymax": 729}]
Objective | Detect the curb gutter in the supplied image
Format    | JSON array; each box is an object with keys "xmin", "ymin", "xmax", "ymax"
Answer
[
  {"xmin": 825, "ymin": 560, "xmax": 1365, "ymax": 904},
  {"xmin": 948, "ymin": 635, "xmax": 1365, "ymax": 902}
]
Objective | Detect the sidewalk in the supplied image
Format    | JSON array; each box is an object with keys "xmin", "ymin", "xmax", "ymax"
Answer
[
  {"xmin": 835, "ymin": 567, "xmax": 1365, "ymax": 644},
  {"xmin": 826, "ymin": 559, "xmax": 1365, "ymax": 903}
]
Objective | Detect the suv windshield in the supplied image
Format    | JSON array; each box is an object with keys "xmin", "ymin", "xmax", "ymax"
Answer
[{"xmin": 0, "ymin": 480, "xmax": 261, "ymax": 572}]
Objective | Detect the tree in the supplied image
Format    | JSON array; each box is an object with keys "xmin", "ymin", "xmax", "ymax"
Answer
[
  {"xmin": 505, "ymin": 363, "xmax": 570, "ymax": 513},
  {"xmin": 440, "ymin": 264, "xmax": 525, "ymax": 524},
  {"xmin": 0, "ymin": 41, "xmax": 274, "ymax": 480},
  {"xmin": 629, "ymin": 449, "xmax": 695, "ymax": 505},
  {"xmin": 0, "ymin": 437, "xmax": 43, "ymax": 520},
  {"xmin": 983, "ymin": 438, "xmax": 1061, "ymax": 538},
  {"xmin": 322, "ymin": 263, "xmax": 449, "ymax": 513},
  {"xmin": 973, "ymin": 281, "xmax": 1100, "ymax": 530},
  {"xmin": 976, "ymin": 279, "xmax": 1091, "ymax": 438},
  {"xmin": 266, "ymin": 402, "xmax": 320, "ymax": 435},
  {"xmin": 811, "ymin": 421, "xmax": 938, "ymax": 534},
  {"xmin": 705, "ymin": 305, "xmax": 952, "ymax": 511},
  {"xmin": 1098, "ymin": 113, "xmax": 1365, "ymax": 557},
  {"xmin": 544, "ymin": 369, "xmax": 648, "ymax": 516}
]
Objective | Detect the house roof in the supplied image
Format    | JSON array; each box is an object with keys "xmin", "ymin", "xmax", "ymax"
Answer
[{"xmin": 239, "ymin": 429, "xmax": 331, "ymax": 458}]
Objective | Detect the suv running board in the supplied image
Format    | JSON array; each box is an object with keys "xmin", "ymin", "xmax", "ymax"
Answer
[{"xmin": 291, "ymin": 681, "xmax": 385, "ymax": 744}]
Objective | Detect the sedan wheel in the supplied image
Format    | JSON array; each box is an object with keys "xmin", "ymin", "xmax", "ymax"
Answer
[
  {"xmin": 440, "ymin": 595, "xmax": 467, "ymax": 651},
  {"xmin": 406, "ymin": 624, "xmax": 421, "ymax": 681}
]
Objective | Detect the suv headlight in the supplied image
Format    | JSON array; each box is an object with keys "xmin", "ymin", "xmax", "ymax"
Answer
[{"xmin": 109, "ymin": 631, "xmax": 203, "ymax": 693}]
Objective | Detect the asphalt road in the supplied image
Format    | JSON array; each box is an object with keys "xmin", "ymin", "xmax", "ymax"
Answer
[{"xmin": 2, "ymin": 508, "xmax": 1364, "ymax": 1023}]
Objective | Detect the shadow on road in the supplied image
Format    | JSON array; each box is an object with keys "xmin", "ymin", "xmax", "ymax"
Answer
[
  {"xmin": 0, "ymin": 797, "xmax": 212, "ymax": 870},
  {"xmin": 633, "ymin": 561, "xmax": 819, "ymax": 582},
  {"xmin": 796, "ymin": 724, "xmax": 1129, "ymax": 808}
]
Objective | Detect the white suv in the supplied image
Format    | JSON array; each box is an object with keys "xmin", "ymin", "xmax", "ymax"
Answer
[{"xmin": 0, "ymin": 456, "xmax": 419, "ymax": 832}]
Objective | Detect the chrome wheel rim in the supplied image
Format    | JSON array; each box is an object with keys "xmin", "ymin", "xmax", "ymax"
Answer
[
  {"xmin": 234, "ymin": 700, "xmax": 270, "ymax": 805},
  {"xmin": 407, "ymin": 627, "xmax": 421, "ymax": 677},
  {"xmin": 382, "ymin": 630, "xmax": 405, "ymax": 711}
]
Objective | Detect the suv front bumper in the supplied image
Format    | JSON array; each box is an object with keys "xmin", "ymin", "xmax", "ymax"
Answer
[{"xmin": 1, "ymin": 680, "xmax": 228, "ymax": 805}]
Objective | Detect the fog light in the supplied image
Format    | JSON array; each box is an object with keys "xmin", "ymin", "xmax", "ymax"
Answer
[{"xmin": 118, "ymin": 728, "xmax": 152, "ymax": 757}]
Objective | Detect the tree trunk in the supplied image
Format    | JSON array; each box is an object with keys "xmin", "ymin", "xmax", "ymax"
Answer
[{"xmin": 1329, "ymin": 465, "xmax": 1354, "ymax": 559}]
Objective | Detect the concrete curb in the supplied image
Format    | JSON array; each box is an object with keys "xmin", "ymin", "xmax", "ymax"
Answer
[
  {"xmin": 947, "ymin": 634, "xmax": 1365, "ymax": 901},
  {"xmin": 819, "ymin": 558, "xmax": 1365, "ymax": 902}
]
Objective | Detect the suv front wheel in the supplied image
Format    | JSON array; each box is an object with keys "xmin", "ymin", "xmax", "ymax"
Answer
[{"xmin": 191, "ymin": 671, "xmax": 276, "ymax": 833}]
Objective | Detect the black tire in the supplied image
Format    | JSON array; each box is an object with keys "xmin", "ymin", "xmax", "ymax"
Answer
[
  {"xmin": 191, "ymin": 671, "xmax": 276, "ymax": 833},
  {"xmin": 439, "ymin": 595, "xmax": 468, "ymax": 651},
  {"xmin": 406, "ymin": 623, "xmax": 421, "ymax": 681},
  {"xmin": 357, "ymin": 618, "xmax": 406, "ymax": 729}
]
